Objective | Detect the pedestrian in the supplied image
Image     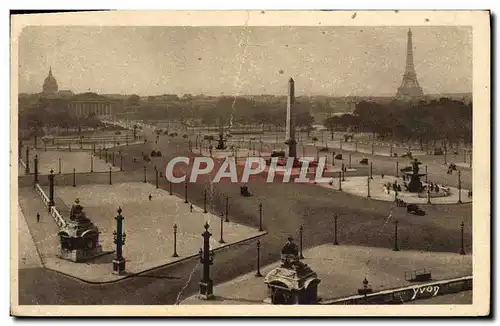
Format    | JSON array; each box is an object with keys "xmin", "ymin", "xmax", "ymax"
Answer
[
  {"xmin": 190, "ymin": 204, "xmax": 193, "ymax": 212},
  {"xmin": 148, "ymin": 194, "xmax": 152, "ymax": 201},
  {"xmin": 381, "ymin": 173, "xmax": 384, "ymax": 179},
  {"xmin": 36, "ymin": 212, "xmax": 40, "ymax": 223}
]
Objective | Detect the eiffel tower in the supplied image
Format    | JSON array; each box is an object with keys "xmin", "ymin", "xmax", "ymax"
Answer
[{"xmin": 396, "ymin": 29, "xmax": 424, "ymax": 101}]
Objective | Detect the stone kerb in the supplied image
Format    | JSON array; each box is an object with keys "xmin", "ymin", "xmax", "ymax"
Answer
[{"xmin": 321, "ymin": 275, "xmax": 472, "ymax": 305}]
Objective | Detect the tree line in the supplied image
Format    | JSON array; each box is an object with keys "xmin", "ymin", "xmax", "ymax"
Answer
[{"xmin": 324, "ymin": 98, "xmax": 472, "ymax": 148}]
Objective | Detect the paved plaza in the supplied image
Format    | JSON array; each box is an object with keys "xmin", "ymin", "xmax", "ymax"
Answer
[
  {"xmin": 182, "ymin": 243, "xmax": 472, "ymax": 305},
  {"xmin": 315, "ymin": 175, "xmax": 471, "ymax": 204},
  {"xmin": 20, "ymin": 149, "xmax": 120, "ymax": 175},
  {"xmin": 21, "ymin": 182, "xmax": 265, "ymax": 282}
]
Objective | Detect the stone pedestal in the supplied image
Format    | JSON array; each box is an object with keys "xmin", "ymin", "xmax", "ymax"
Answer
[
  {"xmin": 264, "ymin": 255, "xmax": 321, "ymax": 305},
  {"xmin": 58, "ymin": 200, "xmax": 104, "ymax": 263},
  {"xmin": 198, "ymin": 280, "xmax": 215, "ymax": 300},
  {"xmin": 112, "ymin": 258, "xmax": 126, "ymax": 275}
]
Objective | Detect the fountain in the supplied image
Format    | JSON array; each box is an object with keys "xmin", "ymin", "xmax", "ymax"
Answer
[{"xmin": 403, "ymin": 159, "xmax": 427, "ymax": 193}]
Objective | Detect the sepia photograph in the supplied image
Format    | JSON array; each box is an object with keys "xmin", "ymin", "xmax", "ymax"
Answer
[{"xmin": 9, "ymin": 10, "xmax": 490, "ymax": 317}]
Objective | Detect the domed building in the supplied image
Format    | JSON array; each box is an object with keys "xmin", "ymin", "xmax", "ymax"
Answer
[{"xmin": 42, "ymin": 67, "xmax": 59, "ymax": 95}]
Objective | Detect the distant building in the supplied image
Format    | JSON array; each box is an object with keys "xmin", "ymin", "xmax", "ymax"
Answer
[
  {"xmin": 67, "ymin": 93, "xmax": 114, "ymax": 118},
  {"xmin": 42, "ymin": 67, "xmax": 58, "ymax": 95},
  {"xmin": 37, "ymin": 67, "xmax": 114, "ymax": 118}
]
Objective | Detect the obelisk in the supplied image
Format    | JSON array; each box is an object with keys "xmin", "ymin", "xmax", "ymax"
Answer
[{"xmin": 286, "ymin": 78, "xmax": 297, "ymax": 158}]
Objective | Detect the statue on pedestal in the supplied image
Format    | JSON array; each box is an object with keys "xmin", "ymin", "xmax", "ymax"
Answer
[
  {"xmin": 404, "ymin": 159, "xmax": 426, "ymax": 193},
  {"xmin": 263, "ymin": 236, "xmax": 321, "ymax": 305},
  {"xmin": 58, "ymin": 198, "xmax": 103, "ymax": 262}
]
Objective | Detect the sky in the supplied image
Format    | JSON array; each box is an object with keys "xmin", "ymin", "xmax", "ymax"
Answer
[{"xmin": 17, "ymin": 26, "xmax": 472, "ymax": 97}]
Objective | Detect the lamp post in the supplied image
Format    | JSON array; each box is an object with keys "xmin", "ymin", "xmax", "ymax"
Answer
[
  {"xmin": 25, "ymin": 146, "xmax": 30, "ymax": 174},
  {"xmin": 444, "ymin": 145, "xmax": 447, "ymax": 165},
  {"xmin": 258, "ymin": 202, "xmax": 263, "ymax": 231},
  {"xmin": 58, "ymin": 157, "xmax": 62, "ymax": 174},
  {"xmin": 172, "ymin": 224, "xmax": 179, "ymax": 257},
  {"xmin": 396, "ymin": 161, "xmax": 399, "ymax": 178},
  {"xmin": 143, "ymin": 165, "xmax": 147, "ymax": 183},
  {"xmin": 155, "ymin": 166, "xmax": 159, "ymax": 189},
  {"xmin": 112, "ymin": 151, "xmax": 115, "ymax": 166},
  {"xmin": 33, "ymin": 154, "xmax": 39, "ymax": 188},
  {"xmin": 458, "ymin": 170, "xmax": 462, "ymax": 204},
  {"xmin": 225, "ymin": 196, "xmax": 229, "ymax": 222},
  {"xmin": 73, "ymin": 168, "xmax": 76, "ymax": 187},
  {"xmin": 299, "ymin": 225, "xmax": 304, "ymax": 259},
  {"xmin": 255, "ymin": 240, "xmax": 263, "ymax": 277},
  {"xmin": 184, "ymin": 182, "xmax": 188, "ymax": 203},
  {"xmin": 90, "ymin": 153, "xmax": 94, "ymax": 172},
  {"xmin": 109, "ymin": 166, "xmax": 112, "ymax": 185},
  {"xmin": 333, "ymin": 214, "xmax": 339, "ymax": 245},
  {"xmin": 199, "ymin": 222, "xmax": 215, "ymax": 300},
  {"xmin": 169, "ymin": 180, "xmax": 173, "ymax": 195},
  {"xmin": 427, "ymin": 184, "xmax": 431, "ymax": 204},
  {"xmin": 393, "ymin": 219, "xmax": 399, "ymax": 251},
  {"xmin": 370, "ymin": 162, "xmax": 373, "ymax": 179},
  {"xmin": 342, "ymin": 163, "xmax": 346, "ymax": 181},
  {"xmin": 48, "ymin": 169, "xmax": 55, "ymax": 208},
  {"xmin": 425, "ymin": 165, "xmax": 428, "ymax": 183},
  {"xmin": 203, "ymin": 189, "xmax": 207, "ymax": 213},
  {"xmin": 348, "ymin": 153, "xmax": 352, "ymax": 169},
  {"xmin": 219, "ymin": 212, "xmax": 225, "ymax": 244},
  {"xmin": 367, "ymin": 176, "xmax": 371, "ymax": 198},
  {"xmin": 112, "ymin": 207, "xmax": 126, "ymax": 275},
  {"xmin": 338, "ymin": 171, "xmax": 342, "ymax": 191},
  {"xmin": 460, "ymin": 221, "xmax": 466, "ymax": 255},
  {"xmin": 120, "ymin": 152, "xmax": 123, "ymax": 171}
]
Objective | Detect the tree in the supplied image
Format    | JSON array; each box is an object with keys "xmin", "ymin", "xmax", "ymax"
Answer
[
  {"xmin": 295, "ymin": 111, "xmax": 314, "ymax": 137},
  {"xmin": 127, "ymin": 94, "xmax": 141, "ymax": 106}
]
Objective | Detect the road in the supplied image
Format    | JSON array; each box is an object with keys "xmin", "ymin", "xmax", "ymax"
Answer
[{"xmin": 17, "ymin": 123, "xmax": 473, "ymax": 305}]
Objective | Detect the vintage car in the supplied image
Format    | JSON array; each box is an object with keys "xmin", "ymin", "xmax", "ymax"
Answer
[
  {"xmin": 407, "ymin": 204, "xmax": 426, "ymax": 216},
  {"xmin": 271, "ymin": 150, "xmax": 286, "ymax": 158},
  {"xmin": 360, "ymin": 158, "xmax": 369, "ymax": 165}
]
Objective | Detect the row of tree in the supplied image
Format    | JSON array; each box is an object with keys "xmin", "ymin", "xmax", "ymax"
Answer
[{"xmin": 324, "ymin": 98, "xmax": 472, "ymax": 148}]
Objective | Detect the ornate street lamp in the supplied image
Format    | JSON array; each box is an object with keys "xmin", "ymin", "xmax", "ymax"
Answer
[
  {"xmin": 460, "ymin": 221, "xmax": 466, "ymax": 255},
  {"xmin": 225, "ymin": 195, "xmax": 229, "ymax": 222},
  {"xmin": 299, "ymin": 225, "xmax": 305, "ymax": 259},
  {"xmin": 258, "ymin": 202, "xmax": 263, "ymax": 231},
  {"xmin": 33, "ymin": 154, "xmax": 39, "ymax": 188},
  {"xmin": 198, "ymin": 222, "xmax": 215, "ymax": 300},
  {"xmin": 393, "ymin": 219, "xmax": 399, "ymax": 251},
  {"xmin": 172, "ymin": 224, "xmax": 179, "ymax": 257},
  {"xmin": 112, "ymin": 207, "xmax": 127, "ymax": 275},
  {"xmin": 255, "ymin": 240, "xmax": 263, "ymax": 277},
  {"xmin": 48, "ymin": 169, "xmax": 55, "ymax": 208},
  {"xmin": 219, "ymin": 212, "xmax": 225, "ymax": 244},
  {"xmin": 333, "ymin": 214, "xmax": 339, "ymax": 245}
]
